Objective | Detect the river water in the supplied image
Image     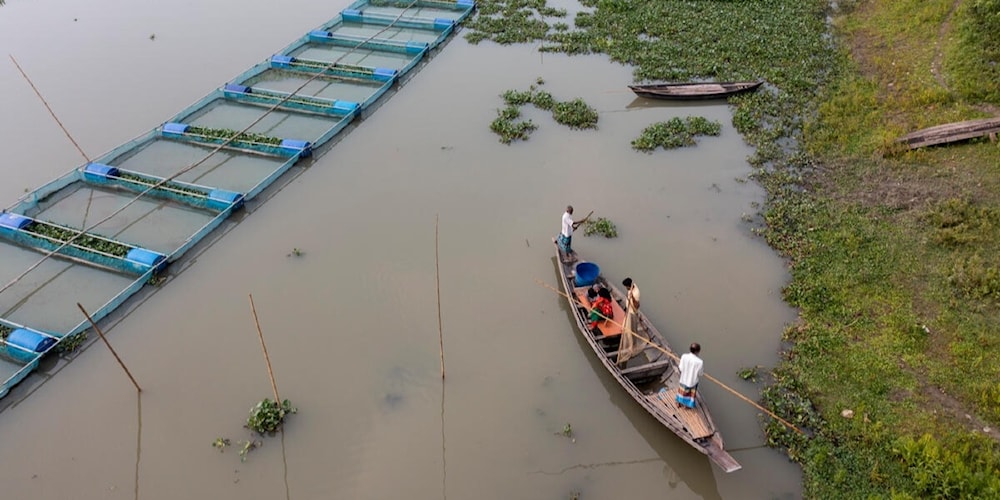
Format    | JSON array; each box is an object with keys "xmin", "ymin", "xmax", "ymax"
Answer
[{"xmin": 0, "ymin": 0, "xmax": 803, "ymax": 498}]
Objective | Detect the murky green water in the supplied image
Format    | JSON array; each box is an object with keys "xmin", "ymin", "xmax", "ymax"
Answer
[{"xmin": 0, "ymin": 0, "xmax": 803, "ymax": 498}]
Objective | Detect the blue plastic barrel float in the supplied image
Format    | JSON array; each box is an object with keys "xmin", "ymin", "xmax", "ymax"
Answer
[
  {"xmin": 5, "ymin": 328, "xmax": 57, "ymax": 363},
  {"xmin": 574, "ymin": 262, "xmax": 600, "ymax": 287}
]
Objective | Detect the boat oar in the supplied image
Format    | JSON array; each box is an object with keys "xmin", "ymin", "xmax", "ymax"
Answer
[
  {"xmin": 535, "ymin": 278, "xmax": 804, "ymax": 435},
  {"xmin": 573, "ymin": 210, "xmax": 594, "ymax": 230}
]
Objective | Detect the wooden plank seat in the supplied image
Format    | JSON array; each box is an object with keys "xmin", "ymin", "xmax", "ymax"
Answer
[
  {"xmin": 649, "ymin": 390, "xmax": 714, "ymax": 439},
  {"xmin": 620, "ymin": 357, "xmax": 672, "ymax": 382},
  {"xmin": 573, "ymin": 287, "xmax": 626, "ymax": 337}
]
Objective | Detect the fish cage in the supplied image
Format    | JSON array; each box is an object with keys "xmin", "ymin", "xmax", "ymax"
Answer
[
  {"xmin": 345, "ymin": 0, "xmax": 476, "ymax": 23},
  {"xmin": 231, "ymin": 61, "xmax": 393, "ymax": 112}
]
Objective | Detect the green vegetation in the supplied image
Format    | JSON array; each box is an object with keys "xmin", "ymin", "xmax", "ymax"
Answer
[
  {"xmin": 631, "ymin": 117, "xmax": 722, "ymax": 152},
  {"xmin": 467, "ymin": 0, "xmax": 1000, "ymax": 496},
  {"xmin": 490, "ymin": 81, "xmax": 598, "ymax": 143},
  {"xmin": 25, "ymin": 221, "xmax": 131, "ymax": 257},
  {"xmin": 0, "ymin": 324, "xmax": 11, "ymax": 341},
  {"xmin": 583, "ymin": 217, "xmax": 617, "ymax": 238},
  {"xmin": 246, "ymin": 398, "xmax": 296, "ymax": 435},
  {"xmin": 56, "ymin": 331, "xmax": 88, "ymax": 354},
  {"xmin": 186, "ymin": 126, "xmax": 283, "ymax": 147},
  {"xmin": 114, "ymin": 172, "xmax": 207, "ymax": 198},
  {"xmin": 464, "ymin": 0, "xmax": 566, "ymax": 45}
]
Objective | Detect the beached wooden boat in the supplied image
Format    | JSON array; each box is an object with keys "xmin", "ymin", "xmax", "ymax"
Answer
[
  {"xmin": 628, "ymin": 81, "xmax": 763, "ymax": 101},
  {"xmin": 895, "ymin": 117, "xmax": 1000, "ymax": 150},
  {"xmin": 553, "ymin": 241, "xmax": 741, "ymax": 473}
]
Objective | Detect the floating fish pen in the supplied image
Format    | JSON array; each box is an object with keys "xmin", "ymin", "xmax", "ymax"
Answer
[{"xmin": 0, "ymin": 0, "xmax": 475, "ymax": 401}]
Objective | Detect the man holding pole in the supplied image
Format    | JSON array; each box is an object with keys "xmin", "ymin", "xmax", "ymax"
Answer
[
  {"xmin": 676, "ymin": 343, "xmax": 703, "ymax": 409},
  {"xmin": 557, "ymin": 205, "xmax": 588, "ymax": 262}
]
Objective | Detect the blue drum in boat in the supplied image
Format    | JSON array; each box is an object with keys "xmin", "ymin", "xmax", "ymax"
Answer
[{"xmin": 574, "ymin": 262, "xmax": 600, "ymax": 287}]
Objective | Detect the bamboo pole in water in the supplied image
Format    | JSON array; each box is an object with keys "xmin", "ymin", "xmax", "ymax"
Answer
[
  {"xmin": 435, "ymin": 214, "xmax": 445, "ymax": 379},
  {"xmin": 249, "ymin": 294, "xmax": 281, "ymax": 404},
  {"xmin": 535, "ymin": 278, "xmax": 804, "ymax": 435},
  {"xmin": 77, "ymin": 303, "xmax": 142, "ymax": 393}
]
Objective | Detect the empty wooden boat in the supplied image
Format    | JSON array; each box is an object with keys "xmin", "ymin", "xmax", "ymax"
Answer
[{"xmin": 628, "ymin": 80, "xmax": 763, "ymax": 100}]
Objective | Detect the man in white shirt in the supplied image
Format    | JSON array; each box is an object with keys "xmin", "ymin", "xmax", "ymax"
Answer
[
  {"xmin": 676, "ymin": 343, "xmax": 703, "ymax": 409},
  {"xmin": 557, "ymin": 205, "xmax": 585, "ymax": 261}
]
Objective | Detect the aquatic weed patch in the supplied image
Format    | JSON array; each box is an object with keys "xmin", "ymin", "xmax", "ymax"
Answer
[
  {"xmin": 0, "ymin": 324, "xmax": 11, "ymax": 341},
  {"xmin": 582, "ymin": 217, "xmax": 617, "ymax": 238},
  {"xmin": 631, "ymin": 116, "xmax": 721, "ymax": 152},
  {"xmin": 464, "ymin": 0, "xmax": 567, "ymax": 45},
  {"xmin": 246, "ymin": 398, "xmax": 297, "ymax": 435},
  {"xmin": 114, "ymin": 172, "xmax": 207, "ymax": 198},
  {"xmin": 24, "ymin": 221, "xmax": 131, "ymax": 257},
  {"xmin": 551, "ymin": 99, "xmax": 598, "ymax": 129},
  {"xmin": 186, "ymin": 126, "xmax": 283, "ymax": 147},
  {"xmin": 491, "ymin": 82, "xmax": 598, "ymax": 143}
]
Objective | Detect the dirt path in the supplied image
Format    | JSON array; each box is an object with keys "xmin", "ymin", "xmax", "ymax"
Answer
[{"xmin": 929, "ymin": 0, "xmax": 962, "ymax": 90}]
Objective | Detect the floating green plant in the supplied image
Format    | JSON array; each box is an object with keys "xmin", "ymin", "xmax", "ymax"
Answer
[
  {"xmin": 583, "ymin": 217, "xmax": 618, "ymax": 238},
  {"xmin": 491, "ymin": 82, "xmax": 598, "ymax": 143},
  {"xmin": 186, "ymin": 126, "xmax": 283, "ymax": 147},
  {"xmin": 238, "ymin": 439, "xmax": 261, "ymax": 462},
  {"xmin": 490, "ymin": 112, "xmax": 537, "ymax": 144},
  {"xmin": 56, "ymin": 331, "xmax": 88, "ymax": 353},
  {"xmin": 246, "ymin": 398, "xmax": 297, "ymax": 435},
  {"xmin": 0, "ymin": 325, "xmax": 11, "ymax": 341},
  {"xmin": 211, "ymin": 437, "xmax": 231, "ymax": 452},
  {"xmin": 552, "ymin": 98, "xmax": 598, "ymax": 129},
  {"xmin": 631, "ymin": 117, "xmax": 722, "ymax": 153},
  {"xmin": 114, "ymin": 172, "xmax": 207, "ymax": 198},
  {"xmin": 737, "ymin": 365, "xmax": 760, "ymax": 382},
  {"xmin": 24, "ymin": 221, "xmax": 131, "ymax": 257},
  {"xmin": 464, "ymin": 0, "xmax": 566, "ymax": 45}
]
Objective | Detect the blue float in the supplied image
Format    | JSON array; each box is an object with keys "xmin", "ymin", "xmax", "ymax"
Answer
[
  {"xmin": 0, "ymin": 213, "xmax": 32, "ymax": 231},
  {"xmin": 83, "ymin": 163, "xmax": 120, "ymax": 180},
  {"xmin": 5, "ymin": 329, "xmax": 56, "ymax": 363}
]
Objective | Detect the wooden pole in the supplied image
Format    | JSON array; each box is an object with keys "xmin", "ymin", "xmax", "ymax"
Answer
[
  {"xmin": 435, "ymin": 214, "xmax": 445, "ymax": 379},
  {"xmin": 10, "ymin": 55, "xmax": 91, "ymax": 162},
  {"xmin": 249, "ymin": 294, "xmax": 281, "ymax": 404},
  {"xmin": 77, "ymin": 303, "xmax": 141, "ymax": 393},
  {"xmin": 534, "ymin": 279, "xmax": 804, "ymax": 435}
]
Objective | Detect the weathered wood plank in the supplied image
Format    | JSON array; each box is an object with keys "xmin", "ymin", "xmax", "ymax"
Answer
[{"xmin": 896, "ymin": 117, "xmax": 1000, "ymax": 150}]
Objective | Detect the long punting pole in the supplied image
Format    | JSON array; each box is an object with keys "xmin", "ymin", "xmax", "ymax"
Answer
[
  {"xmin": 535, "ymin": 278, "xmax": 804, "ymax": 435},
  {"xmin": 436, "ymin": 214, "xmax": 445, "ymax": 379},
  {"xmin": 77, "ymin": 303, "xmax": 142, "ymax": 393},
  {"xmin": 249, "ymin": 294, "xmax": 281, "ymax": 404}
]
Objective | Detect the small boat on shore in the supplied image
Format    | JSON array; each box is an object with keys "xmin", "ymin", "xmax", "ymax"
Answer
[
  {"xmin": 628, "ymin": 80, "xmax": 763, "ymax": 101},
  {"xmin": 552, "ymin": 241, "xmax": 741, "ymax": 473}
]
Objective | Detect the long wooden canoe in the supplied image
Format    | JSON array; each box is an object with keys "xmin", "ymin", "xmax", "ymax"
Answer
[
  {"xmin": 628, "ymin": 81, "xmax": 763, "ymax": 101},
  {"xmin": 553, "ymin": 241, "xmax": 741, "ymax": 473}
]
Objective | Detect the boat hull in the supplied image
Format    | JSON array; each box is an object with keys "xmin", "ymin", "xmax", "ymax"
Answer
[
  {"xmin": 552, "ymin": 241, "xmax": 741, "ymax": 473},
  {"xmin": 628, "ymin": 81, "xmax": 763, "ymax": 101}
]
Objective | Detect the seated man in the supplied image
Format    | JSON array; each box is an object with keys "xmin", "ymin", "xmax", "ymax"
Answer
[{"xmin": 588, "ymin": 288, "xmax": 614, "ymax": 332}]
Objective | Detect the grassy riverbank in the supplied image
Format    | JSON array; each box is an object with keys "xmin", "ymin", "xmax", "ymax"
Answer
[{"xmin": 468, "ymin": 0, "xmax": 1000, "ymax": 496}]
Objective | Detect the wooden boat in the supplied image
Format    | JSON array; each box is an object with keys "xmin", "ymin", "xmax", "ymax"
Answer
[
  {"xmin": 553, "ymin": 241, "xmax": 741, "ymax": 473},
  {"xmin": 895, "ymin": 116, "xmax": 1000, "ymax": 150},
  {"xmin": 628, "ymin": 80, "xmax": 763, "ymax": 101}
]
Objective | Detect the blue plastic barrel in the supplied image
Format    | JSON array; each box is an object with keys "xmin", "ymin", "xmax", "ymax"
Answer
[
  {"xmin": 0, "ymin": 213, "xmax": 32, "ymax": 230},
  {"xmin": 574, "ymin": 262, "xmax": 600, "ymax": 287},
  {"xmin": 6, "ymin": 328, "xmax": 56, "ymax": 363}
]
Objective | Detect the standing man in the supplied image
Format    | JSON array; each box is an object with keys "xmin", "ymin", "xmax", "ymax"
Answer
[
  {"xmin": 617, "ymin": 277, "xmax": 644, "ymax": 365},
  {"xmin": 676, "ymin": 343, "xmax": 704, "ymax": 409},
  {"xmin": 558, "ymin": 205, "xmax": 587, "ymax": 262}
]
